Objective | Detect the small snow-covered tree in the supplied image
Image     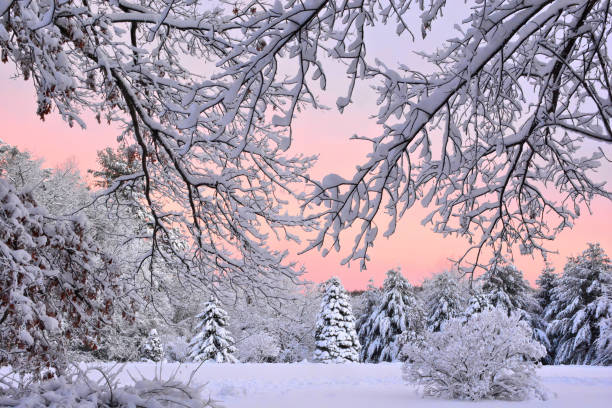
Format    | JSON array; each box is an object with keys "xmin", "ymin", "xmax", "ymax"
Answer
[
  {"xmin": 314, "ymin": 277, "xmax": 360, "ymax": 363},
  {"xmin": 422, "ymin": 271, "xmax": 467, "ymax": 332},
  {"xmin": 0, "ymin": 178, "xmax": 132, "ymax": 379},
  {"xmin": 403, "ymin": 308, "xmax": 547, "ymax": 401},
  {"xmin": 546, "ymin": 243, "xmax": 612, "ymax": 365},
  {"xmin": 188, "ymin": 298, "xmax": 237, "ymax": 363},
  {"xmin": 536, "ymin": 264, "xmax": 557, "ymax": 311},
  {"xmin": 359, "ymin": 269, "xmax": 424, "ymax": 362},
  {"xmin": 140, "ymin": 329, "xmax": 164, "ymax": 362}
]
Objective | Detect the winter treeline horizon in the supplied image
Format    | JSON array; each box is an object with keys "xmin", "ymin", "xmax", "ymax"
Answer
[{"xmin": 1, "ymin": 139, "xmax": 609, "ymax": 374}]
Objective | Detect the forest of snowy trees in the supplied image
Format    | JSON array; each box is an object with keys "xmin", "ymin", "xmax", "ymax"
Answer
[
  {"xmin": 0, "ymin": 141, "xmax": 611, "ymax": 404},
  {"xmin": 1, "ymin": 141, "xmax": 610, "ymax": 371}
]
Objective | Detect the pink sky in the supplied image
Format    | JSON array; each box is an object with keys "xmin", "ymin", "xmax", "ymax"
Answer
[{"xmin": 2, "ymin": 26, "xmax": 612, "ymax": 290}]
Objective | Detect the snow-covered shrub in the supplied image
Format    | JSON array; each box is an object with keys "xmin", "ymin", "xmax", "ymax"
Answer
[
  {"xmin": 164, "ymin": 336, "xmax": 190, "ymax": 363},
  {"xmin": 228, "ymin": 282, "xmax": 321, "ymax": 363},
  {"xmin": 277, "ymin": 338, "xmax": 311, "ymax": 363},
  {"xmin": 314, "ymin": 277, "xmax": 361, "ymax": 363},
  {"xmin": 0, "ymin": 365, "xmax": 222, "ymax": 407},
  {"xmin": 238, "ymin": 332, "xmax": 281, "ymax": 362},
  {"xmin": 140, "ymin": 329, "xmax": 164, "ymax": 362},
  {"xmin": 0, "ymin": 178, "xmax": 132, "ymax": 379},
  {"xmin": 189, "ymin": 297, "xmax": 237, "ymax": 363},
  {"xmin": 403, "ymin": 308, "xmax": 547, "ymax": 401}
]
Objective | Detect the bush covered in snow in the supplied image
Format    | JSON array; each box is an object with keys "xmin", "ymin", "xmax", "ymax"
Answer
[
  {"xmin": 0, "ymin": 364, "xmax": 221, "ymax": 408},
  {"xmin": 0, "ymin": 178, "xmax": 132, "ymax": 379},
  {"xmin": 403, "ymin": 308, "xmax": 547, "ymax": 401},
  {"xmin": 238, "ymin": 332, "xmax": 281, "ymax": 362},
  {"xmin": 164, "ymin": 336, "xmax": 190, "ymax": 363}
]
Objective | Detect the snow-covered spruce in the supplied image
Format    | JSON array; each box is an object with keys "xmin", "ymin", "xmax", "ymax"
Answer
[
  {"xmin": 140, "ymin": 329, "xmax": 164, "ymax": 362},
  {"xmin": 188, "ymin": 298, "xmax": 237, "ymax": 363},
  {"xmin": 480, "ymin": 261, "xmax": 534, "ymax": 315},
  {"xmin": 422, "ymin": 271, "xmax": 466, "ymax": 332},
  {"xmin": 355, "ymin": 280, "xmax": 382, "ymax": 347},
  {"xmin": 546, "ymin": 243, "xmax": 612, "ymax": 365},
  {"xmin": 359, "ymin": 269, "xmax": 424, "ymax": 362},
  {"xmin": 536, "ymin": 264, "xmax": 558, "ymax": 311},
  {"xmin": 461, "ymin": 290, "xmax": 490, "ymax": 321},
  {"xmin": 403, "ymin": 308, "xmax": 547, "ymax": 401},
  {"xmin": 314, "ymin": 277, "xmax": 361, "ymax": 363},
  {"xmin": 534, "ymin": 264, "xmax": 558, "ymax": 364}
]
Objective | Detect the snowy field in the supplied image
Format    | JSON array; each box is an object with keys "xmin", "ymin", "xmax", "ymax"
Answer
[{"xmin": 82, "ymin": 362, "xmax": 612, "ymax": 408}]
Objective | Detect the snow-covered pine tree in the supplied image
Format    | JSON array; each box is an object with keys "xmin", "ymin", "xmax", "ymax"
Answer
[
  {"xmin": 356, "ymin": 279, "xmax": 381, "ymax": 348},
  {"xmin": 188, "ymin": 298, "xmax": 237, "ymax": 363},
  {"xmin": 462, "ymin": 290, "xmax": 490, "ymax": 321},
  {"xmin": 314, "ymin": 277, "xmax": 360, "ymax": 363},
  {"xmin": 359, "ymin": 269, "xmax": 424, "ymax": 362},
  {"xmin": 546, "ymin": 243, "xmax": 612, "ymax": 365},
  {"xmin": 534, "ymin": 264, "xmax": 558, "ymax": 364},
  {"xmin": 535, "ymin": 263, "xmax": 557, "ymax": 311},
  {"xmin": 140, "ymin": 329, "xmax": 164, "ymax": 362},
  {"xmin": 422, "ymin": 271, "xmax": 467, "ymax": 332},
  {"xmin": 480, "ymin": 261, "xmax": 533, "ymax": 315}
]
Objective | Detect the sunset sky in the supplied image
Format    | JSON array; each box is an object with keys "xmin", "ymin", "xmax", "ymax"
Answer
[{"xmin": 1, "ymin": 7, "xmax": 611, "ymax": 290}]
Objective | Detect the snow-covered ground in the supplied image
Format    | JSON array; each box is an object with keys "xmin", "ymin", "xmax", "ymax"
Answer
[{"xmin": 86, "ymin": 362, "xmax": 612, "ymax": 408}]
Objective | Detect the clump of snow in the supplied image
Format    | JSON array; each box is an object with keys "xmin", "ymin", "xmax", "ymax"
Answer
[{"xmin": 403, "ymin": 308, "xmax": 548, "ymax": 401}]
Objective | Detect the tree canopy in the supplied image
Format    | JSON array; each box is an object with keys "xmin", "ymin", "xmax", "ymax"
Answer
[{"xmin": 1, "ymin": 0, "xmax": 610, "ymax": 277}]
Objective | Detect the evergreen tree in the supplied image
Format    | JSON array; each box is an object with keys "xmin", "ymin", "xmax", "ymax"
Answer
[
  {"xmin": 359, "ymin": 269, "xmax": 424, "ymax": 362},
  {"xmin": 140, "ymin": 329, "xmax": 164, "ymax": 362},
  {"xmin": 422, "ymin": 271, "xmax": 467, "ymax": 332},
  {"xmin": 356, "ymin": 279, "xmax": 381, "ymax": 347},
  {"xmin": 188, "ymin": 298, "xmax": 237, "ymax": 363},
  {"xmin": 314, "ymin": 277, "xmax": 361, "ymax": 363},
  {"xmin": 480, "ymin": 261, "xmax": 533, "ymax": 315},
  {"xmin": 462, "ymin": 290, "xmax": 490, "ymax": 321},
  {"xmin": 534, "ymin": 264, "xmax": 558, "ymax": 364},
  {"xmin": 535, "ymin": 263, "xmax": 557, "ymax": 310},
  {"xmin": 546, "ymin": 243, "xmax": 612, "ymax": 365}
]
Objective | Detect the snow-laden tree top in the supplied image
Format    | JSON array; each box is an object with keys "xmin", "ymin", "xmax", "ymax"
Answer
[{"xmin": 1, "ymin": 0, "xmax": 610, "ymax": 277}]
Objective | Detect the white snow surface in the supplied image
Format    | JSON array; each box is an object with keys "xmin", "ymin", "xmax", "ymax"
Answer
[{"xmin": 72, "ymin": 362, "xmax": 612, "ymax": 408}]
